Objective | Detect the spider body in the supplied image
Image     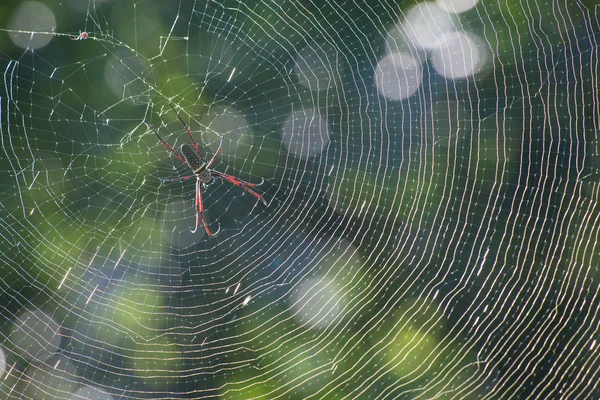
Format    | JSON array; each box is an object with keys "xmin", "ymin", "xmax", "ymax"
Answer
[
  {"xmin": 147, "ymin": 104, "xmax": 266, "ymax": 237},
  {"xmin": 181, "ymin": 144, "xmax": 213, "ymax": 183}
]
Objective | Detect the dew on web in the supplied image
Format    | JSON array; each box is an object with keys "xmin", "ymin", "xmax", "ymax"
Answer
[{"xmin": 1, "ymin": 0, "xmax": 600, "ymax": 399}]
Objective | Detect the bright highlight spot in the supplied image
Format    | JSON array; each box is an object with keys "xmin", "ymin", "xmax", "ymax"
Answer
[
  {"xmin": 227, "ymin": 67, "xmax": 236, "ymax": 82},
  {"xmin": 69, "ymin": 386, "xmax": 114, "ymax": 400},
  {"xmin": 9, "ymin": 309, "xmax": 61, "ymax": 363},
  {"xmin": 436, "ymin": 0, "xmax": 480, "ymax": 14},
  {"xmin": 0, "ymin": 347, "xmax": 5, "ymax": 380},
  {"xmin": 384, "ymin": 23, "xmax": 428, "ymax": 62},
  {"xmin": 291, "ymin": 276, "xmax": 344, "ymax": 329},
  {"xmin": 22, "ymin": 356, "xmax": 78, "ymax": 399},
  {"xmin": 281, "ymin": 109, "xmax": 331, "ymax": 159},
  {"xmin": 374, "ymin": 52, "xmax": 423, "ymax": 101},
  {"xmin": 242, "ymin": 295, "xmax": 251, "ymax": 306},
  {"xmin": 431, "ymin": 31, "xmax": 483, "ymax": 79},
  {"xmin": 8, "ymin": 1, "xmax": 56, "ymax": 50},
  {"xmin": 201, "ymin": 105, "xmax": 252, "ymax": 158},
  {"xmin": 401, "ymin": 2, "xmax": 457, "ymax": 50}
]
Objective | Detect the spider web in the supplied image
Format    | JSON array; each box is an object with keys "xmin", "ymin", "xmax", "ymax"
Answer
[{"xmin": 1, "ymin": 0, "xmax": 600, "ymax": 398}]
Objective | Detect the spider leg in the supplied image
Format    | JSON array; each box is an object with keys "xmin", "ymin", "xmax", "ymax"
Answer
[
  {"xmin": 207, "ymin": 136, "xmax": 224, "ymax": 168},
  {"xmin": 212, "ymin": 170, "xmax": 267, "ymax": 205},
  {"xmin": 161, "ymin": 175, "xmax": 195, "ymax": 184},
  {"xmin": 146, "ymin": 122, "xmax": 190, "ymax": 168},
  {"xmin": 168, "ymin": 103, "xmax": 205, "ymax": 161},
  {"xmin": 193, "ymin": 178, "xmax": 212, "ymax": 237}
]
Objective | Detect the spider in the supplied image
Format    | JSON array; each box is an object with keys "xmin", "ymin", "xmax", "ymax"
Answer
[
  {"xmin": 71, "ymin": 31, "xmax": 89, "ymax": 40},
  {"xmin": 147, "ymin": 104, "xmax": 266, "ymax": 237}
]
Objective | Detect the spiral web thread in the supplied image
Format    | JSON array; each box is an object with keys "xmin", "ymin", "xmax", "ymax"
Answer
[{"xmin": 1, "ymin": 0, "xmax": 600, "ymax": 399}]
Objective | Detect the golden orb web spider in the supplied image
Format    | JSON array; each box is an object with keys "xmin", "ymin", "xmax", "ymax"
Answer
[{"xmin": 146, "ymin": 104, "xmax": 267, "ymax": 237}]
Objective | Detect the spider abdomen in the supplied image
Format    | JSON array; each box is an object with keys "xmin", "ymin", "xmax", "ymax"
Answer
[{"xmin": 181, "ymin": 143, "xmax": 206, "ymax": 174}]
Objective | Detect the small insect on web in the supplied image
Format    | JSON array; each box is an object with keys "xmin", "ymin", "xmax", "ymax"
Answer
[{"xmin": 146, "ymin": 104, "xmax": 267, "ymax": 237}]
